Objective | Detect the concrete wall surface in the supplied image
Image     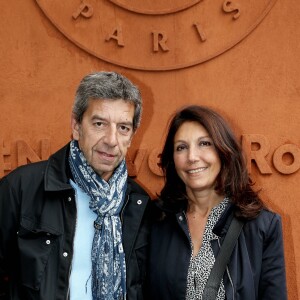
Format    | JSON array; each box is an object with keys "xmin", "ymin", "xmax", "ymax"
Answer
[{"xmin": 0, "ymin": 0, "xmax": 299, "ymax": 297}]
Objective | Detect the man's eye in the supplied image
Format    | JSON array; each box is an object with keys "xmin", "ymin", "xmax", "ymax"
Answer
[
  {"xmin": 119, "ymin": 125, "xmax": 131, "ymax": 133},
  {"xmin": 95, "ymin": 121, "xmax": 104, "ymax": 127}
]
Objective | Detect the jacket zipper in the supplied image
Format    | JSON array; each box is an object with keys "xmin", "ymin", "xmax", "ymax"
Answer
[
  {"xmin": 120, "ymin": 195, "xmax": 130, "ymax": 224},
  {"xmin": 120, "ymin": 194, "xmax": 133, "ymax": 268},
  {"xmin": 183, "ymin": 211, "xmax": 194, "ymax": 253},
  {"xmin": 217, "ymin": 239, "xmax": 235, "ymax": 300},
  {"xmin": 183, "ymin": 211, "xmax": 195, "ymax": 298}
]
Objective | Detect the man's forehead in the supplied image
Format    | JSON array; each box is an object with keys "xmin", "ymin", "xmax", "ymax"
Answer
[{"xmin": 88, "ymin": 99, "xmax": 135, "ymax": 120}]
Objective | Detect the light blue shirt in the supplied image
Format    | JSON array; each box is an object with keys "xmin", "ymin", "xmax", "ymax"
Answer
[{"xmin": 69, "ymin": 180, "xmax": 95, "ymax": 300}]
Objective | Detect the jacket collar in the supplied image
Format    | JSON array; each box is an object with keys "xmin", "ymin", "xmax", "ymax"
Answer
[
  {"xmin": 154, "ymin": 198, "xmax": 187, "ymax": 215},
  {"xmin": 43, "ymin": 143, "xmax": 149, "ymax": 195},
  {"xmin": 157, "ymin": 196, "xmax": 235, "ymax": 237},
  {"xmin": 212, "ymin": 202, "xmax": 235, "ymax": 237},
  {"xmin": 155, "ymin": 197, "xmax": 235, "ymax": 224},
  {"xmin": 44, "ymin": 143, "xmax": 73, "ymax": 192}
]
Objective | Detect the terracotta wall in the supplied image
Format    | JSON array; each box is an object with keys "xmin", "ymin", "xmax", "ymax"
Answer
[{"xmin": 0, "ymin": 0, "xmax": 299, "ymax": 297}]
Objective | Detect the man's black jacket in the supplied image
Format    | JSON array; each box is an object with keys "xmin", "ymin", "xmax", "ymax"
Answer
[{"xmin": 0, "ymin": 143, "xmax": 152, "ymax": 299}]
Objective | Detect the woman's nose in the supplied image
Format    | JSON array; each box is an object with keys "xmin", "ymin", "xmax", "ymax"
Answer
[{"xmin": 187, "ymin": 147, "xmax": 199, "ymax": 164}]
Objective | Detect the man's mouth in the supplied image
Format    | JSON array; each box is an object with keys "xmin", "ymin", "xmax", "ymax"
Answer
[{"xmin": 96, "ymin": 150, "xmax": 116, "ymax": 160}]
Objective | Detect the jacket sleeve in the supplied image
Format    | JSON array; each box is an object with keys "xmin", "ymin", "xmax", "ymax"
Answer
[
  {"xmin": 258, "ymin": 213, "xmax": 287, "ymax": 300},
  {"xmin": 0, "ymin": 177, "xmax": 19, "ymax": 299}
]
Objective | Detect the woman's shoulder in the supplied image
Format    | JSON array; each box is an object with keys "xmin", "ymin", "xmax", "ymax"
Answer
[
  {"xmin": 244, "ymin": 208, "xmax": 283, "ymax": 240},
  {"xmin": 251, "ymin": 208, "xmax": 282, "ymax": 225}
]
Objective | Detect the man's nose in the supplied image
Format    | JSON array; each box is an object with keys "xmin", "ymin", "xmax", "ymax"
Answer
[{"xmin": 104, "ymin": 126, "xmax": 118, "ymax": 147}]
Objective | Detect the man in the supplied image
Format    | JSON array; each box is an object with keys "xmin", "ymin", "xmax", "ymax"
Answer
[{"xmin": 0, "ymin": 72, "xmax": 152, "ymax": 300}]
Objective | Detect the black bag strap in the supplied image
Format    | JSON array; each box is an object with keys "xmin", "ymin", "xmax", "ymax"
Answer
[{"xmin": 202, "ymin": 216, "xmax": 244, "ymax": 299}]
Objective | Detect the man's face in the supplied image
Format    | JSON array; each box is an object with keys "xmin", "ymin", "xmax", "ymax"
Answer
[{"xmin": 71, "ymin": 98, "xmax": 135, "ymax": 181}]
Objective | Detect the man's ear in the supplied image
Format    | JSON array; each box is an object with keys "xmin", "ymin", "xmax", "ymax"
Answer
[
  {"xmin": 71, "ymin": 114, "xmax": 80, "ymax": 141},
  {"xmin": 128, "ymin": 130, "xmax": 136, "ymax": 147}
]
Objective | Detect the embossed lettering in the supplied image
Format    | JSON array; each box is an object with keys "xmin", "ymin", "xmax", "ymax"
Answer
[
  {"xmin": 193, "ymin": 23, "xmax": 207, "ymax": 42},
  {"xmin": 223, "ymin": 1, "xmax": 241, "ymax": 20},
  {"xmin": 152, "ymin": 31, "xmax": 170, "ymax": 52},
  {"xmin": 126, "ymin": 149, "xmax": 147, "ymax": 177},
  {"xmin": 72, "ymin": 2, "xmax": 94, "ymax": 20},
  {"xmin": 273, "ymin": 144, "xmax": 300, "ymax": 174},
  {"xmin": 148, "ymin": 148, "xmax": 163, "ymax": 176},
  {"xmin": 242, "ymin": 134, "xmax": 272, "ymax": 174},
  {"xmin": 0, "ymin": 140, "xmax": 11, "ymax": 177},
  {"xmin": 1, "ymin": 137, "xmax": 298, "ymax": 179},
  {"xmin": 105, "ymin": 26, "xmax": 125, "ymax": 47},
  {"xmin": 17, "ymin": 140, "xmax": 51, "ymax": 166},
  {"xmin": 36, "ymin": 0, "xmax": 277, "ymax": 70}
]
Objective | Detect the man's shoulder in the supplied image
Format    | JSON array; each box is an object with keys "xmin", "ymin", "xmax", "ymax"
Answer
[
  {"xmin": 1, "ymin": 143, "xmax": 70, "ymax": 187},
  {"xmin": 5, "ymin": 160, "xmax": 48, "ymax": 181},
  {"xmin": 0, "ymin": 160, "xmax": 48, "ymax": 195}
]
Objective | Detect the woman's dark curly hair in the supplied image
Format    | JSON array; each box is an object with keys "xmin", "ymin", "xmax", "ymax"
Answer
[{"xmin": 159, "ymin": 105, "xmax": 265, "ymax": 220}]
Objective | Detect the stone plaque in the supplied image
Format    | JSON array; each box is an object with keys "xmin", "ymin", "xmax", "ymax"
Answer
[{"xmin": 36, "ymin": 0, "xmax": 277, "ymax": 70}]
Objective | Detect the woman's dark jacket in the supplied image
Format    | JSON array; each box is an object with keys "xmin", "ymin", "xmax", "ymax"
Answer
[
  {"xmin": 0, "ymin": 144, "xmax": 152, "ymax": 300},
  {"xmin": 147, "ymin": 201, "xmax": 287, "ymax": 300}
]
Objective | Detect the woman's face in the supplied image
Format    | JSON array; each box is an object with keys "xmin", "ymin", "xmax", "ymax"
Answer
[{"xmin": 173, "ymin": 121, "xmax": 221, "ymax": 194}]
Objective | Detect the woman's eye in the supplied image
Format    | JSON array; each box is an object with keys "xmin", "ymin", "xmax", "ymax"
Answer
[
  {"xmin": 199, "ymin": 140, "xmax": 212, "ymax": 147},
  {"xmin": 175, "ymin": 145, "xmax": 187, "ymax": 151}
]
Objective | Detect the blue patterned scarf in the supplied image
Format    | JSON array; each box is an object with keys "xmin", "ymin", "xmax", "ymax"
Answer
[{"xmin": 68, "ymin": 140, "xmax": 127, "ymax": 300}]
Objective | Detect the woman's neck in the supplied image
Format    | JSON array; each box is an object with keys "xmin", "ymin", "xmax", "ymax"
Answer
[{"xmin": 186, "ymin": 189, "xmax": 225, "ymax": 217}]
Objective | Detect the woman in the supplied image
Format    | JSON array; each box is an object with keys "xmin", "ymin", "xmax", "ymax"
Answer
[{"xmin": 148, "ymin": 105, "xmax": 287, "ymax": 300}]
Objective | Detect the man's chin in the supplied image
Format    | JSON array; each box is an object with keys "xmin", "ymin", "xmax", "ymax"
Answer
[{"xmin": 92, "ymin": 164, "xmax": 117, "ymax": 179}]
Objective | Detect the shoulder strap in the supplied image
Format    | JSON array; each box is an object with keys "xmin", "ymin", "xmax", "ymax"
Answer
[{"xmin": 202, "ymin": 216, "xmax": 244, "ymax": 299}]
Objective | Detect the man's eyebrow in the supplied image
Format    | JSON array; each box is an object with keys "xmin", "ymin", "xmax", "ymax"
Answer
[
  {"xmin": 91, "ymin": 115, "xmax": 133, "ymax": 126},
  {"xmin": 91, "ymin": 114, "xmax": 106, "ymax": 121},
  {"xmin": 92, "ymin": 114, "xmax": 106, "ymax": 120},
  {"xmin": 119, "ymin": 121, "xmax": 133, "ymax": 126}
]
